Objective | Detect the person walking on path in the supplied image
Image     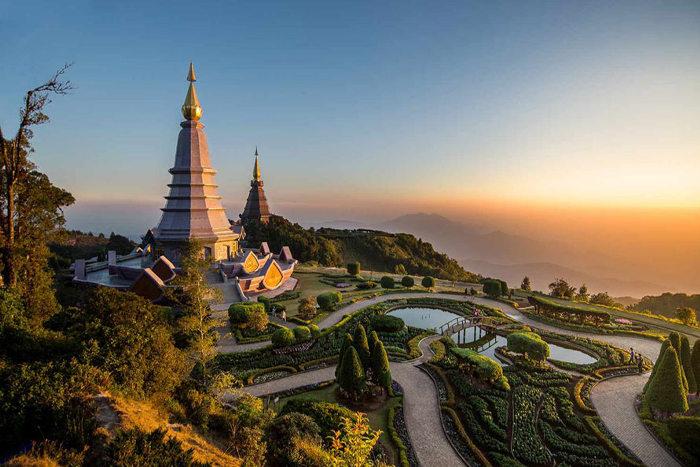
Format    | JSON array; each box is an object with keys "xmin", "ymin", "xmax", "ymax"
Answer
[
  {"xmin": 637, "ymin": 355, "xmax": 644, "ymax": 374},
  {"xmin": 281, "ymin": 309, "xmax": 286, "ymax": 322},
  {"xmin": 628, "ymin": 347, "xmax": 635, "ymax": 364}
]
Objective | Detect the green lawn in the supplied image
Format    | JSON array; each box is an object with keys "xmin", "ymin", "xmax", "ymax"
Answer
[{"xmin": 276, "ymin": 383, "xmax": 402, "ymax": 463}]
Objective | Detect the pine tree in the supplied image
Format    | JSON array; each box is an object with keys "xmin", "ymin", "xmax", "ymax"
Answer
[
  {"xmin": 681, "ymin": 336, "xmax": 697, "ymax": 394},
  {"xmin": 369, "ymin": 331, "xmax": 380, "ymax": 358},
  {"xmin": 644, "ymin": 339, "xmax": 670, "ymax": 392},
  {"xmin": 669, "ymin": 332, "xmax": 682, "ymax": 355},
  {"xmin": 353, "ymin": 325, "xmax": 371, "ymax": 370},
  {"xmin": 335, "ymin": 333, "xmax": 353, "ymax": 379},
  {"xmin": 691, "ymin": 340, "xmax": 700, "ymax": 396},
  {"xmin": 338, "ymin": 346, "xmax": 366, "ymax": 400},
  {"xmin": 645, "ymin": 346, "xmax": 689, "ymax": 415},
  {"xmin": 371, "ymin": 341, "xmax": 392, "ymax": 394}
]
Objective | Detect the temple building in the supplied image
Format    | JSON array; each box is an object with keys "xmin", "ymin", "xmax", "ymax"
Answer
[
  {"xmin": 239, "ymin": 147, "xmax": 272, "ymax": 225},
  {"xmin": 72, "ymin": 63, "xmax": 297, "ymax": 302},
  {"xmin": 144, "ymin": 62, "xmax": 240, "ymax": 262}
]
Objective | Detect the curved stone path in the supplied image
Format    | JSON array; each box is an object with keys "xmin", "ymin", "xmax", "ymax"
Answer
[
  {"xmin": 237, "ymin": 335, "xmax": 465, "ymax": 467},
  {"xmin": 224, "ymin": 292, "xmax": 678, "ymax": 467}
]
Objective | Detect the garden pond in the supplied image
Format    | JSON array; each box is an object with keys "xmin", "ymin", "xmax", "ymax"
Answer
[{"xmin": 387, "ymin": 306, "xmax": 597, "ymax": 366}]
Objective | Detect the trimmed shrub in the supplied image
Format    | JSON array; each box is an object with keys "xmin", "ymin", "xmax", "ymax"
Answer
[
  {"xmin": 401, "ymin": 276, "xmax": 414, "ymax": 288},
  {"xmin": 421, "ymin": 276, "xmax": 435, "ymax": 289},
  {"xmin": 692, "ymin": 339, "xmax": 700, "ymax": 394},
  {"xmin": 338, "ymin": 346, "xmax": 366, "ymax": 398},
  {"xmin": 370, "ymin": 314, "xmax": 405, "ymax": 332},
  {"xmin": 335, "ymin": 333, "xmax": 354, "ymax": 378},
  {"xmin": 347, "ymin": 262, "xmax": 360, "ymax": 276},
  {"xmin": 356, "ymin": 281, "xmax": 377, "ymax": 290},
  {"xmin": 229, "ymin": 302, "xmax": 268, "ymax": 331},
  {"xmin": 667, "ymin": 416, "xmax": 700, "ymax": 459},
  {"xmin": 644, "ymin": 339, "xmax": 670, "ymax": 392},
  {"xmin": 507, "ymin": 331, "xmax": 550, "ymax": 361},
  {"xmin": 353, "ymin": 324, "xmax": 372, "ymax": 369},
  {"xmin": 308, "ymin": 324, "xmax": 321, "ymax": 339},
  {"xmin": 681, "ymin": 336, "xmax": 698, "ymax": 393},
  {"xmin": 257, "ymin": 295, "xmax": 272, "ymax": 313},
  {"xmin": 380, "ymin": 276, "xmax": 395, "ymax": 289},
  {"xmin": 368, "ymin": 330, "xmax": 380, "ymax": 357},
  {"xmin": 317, "ymin": 291, "xmax": 341, "ymax": 311},
  {"xmin": 271, "ymin": 328, "xmax": 295, "ymax": 348},
  {"xmin": 372, "ymin": 341, "xmax": 392, "ymax": 392},
  {"xmin": 293, "ymin": 326, "xmax": 311, "ymax": 342},
  {"xmin": 451, "ymin": 347, "xmax": 507, "ymax": 386},
  {"xmin": 670, "ymin": 331, "xmax": 682, "ymax": 355},
  {"xmin": 645, "ymin": 346, "xmax": 688, "ymax": 414},
  {"xmin": 483, "ymin": 280, "xmax": 502, "ymax": 298},
  {"xmin": 498, "ymin": 280, "xmax": 509, "ymax": 296}
]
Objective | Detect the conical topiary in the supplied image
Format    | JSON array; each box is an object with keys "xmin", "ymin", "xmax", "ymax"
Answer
[
  {"xmin": 353, "ymin": 324, "xmax": 372, "ymax": 370},
  {"xmin": 338, "ymin": 346, "xmax": 366, "ymax": 400},
  {"xmin": 369, "ymin": 330, "xmax": 380, "ymax": 358},
  {"xmin": 669, "ymin": 331, "xmax": 682, "ymax": 355},
  {"xmin": 644, "ymin": 339, "xmax": 670, "ymax": 392},
  {"xmin": 691, "ymin": 340, "xmax": 700, "ymax": 396},
  {"xmin": 681, "ymin": 336, "xmax": 697, "ymax": 394},
  {"xmin": 645, "ymin": 346, "xmax": 689, "ymax": 415},
  {"xmin": 335, "ymin": 333, "xmax": 353, "ymax": 378},
  {"xmin": 371, "ymin": 340, "xmax": 392, "ymax": 394}
]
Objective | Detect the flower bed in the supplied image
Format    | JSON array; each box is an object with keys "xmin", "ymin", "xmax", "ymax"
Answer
[
  {"xmin": 390, "ymin": 404, "xmax": 419, "ymax": 467},
  {"xmin": 421, "ymin": 363, "xmax": 455, "ymax": 405},
  {"xmin": 297, "ymin": 355, "xmax": 339, "ymax": 371},
  {"xmin": 335, "ymin": 282, "xmax": 352, "ymax": 288},
  {"xmin": 512, "ymin": 385, "xmax": 550, "ymax": 465},
  {"xmin": 585, "ymin": 416, "xmax": 645, "ymax": 467},
  {"xmin": 573, "ymin": 376, "xmax": 597, "ymax": 414},
  {"xmin": 272, "ymin": 339, "xmax": 316, "ymax": 355},
  {"xmin": 441, "ymin": 406, "xmax": 492, "ymax": 467},
  {"xmin": 246, "ymin": 365, "xmax": 297, "ymax": 385}
]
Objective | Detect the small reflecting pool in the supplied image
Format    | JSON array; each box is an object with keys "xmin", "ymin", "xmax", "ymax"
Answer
[{"xmin": 386, "ymin": 307, "xmax": 598, "ymax": 366}]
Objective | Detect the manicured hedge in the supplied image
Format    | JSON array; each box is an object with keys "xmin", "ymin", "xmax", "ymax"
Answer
[
  {"xmin": 507, "ymin": 331, "xmax": 550, "ymax": 361},
  {"xmin": 380, "ymin": 276, "xmax": 395, "ymax": 289},
  {"xmin": 666, "ymin": 416, "xmax": 700, "ymax": 460},
  {"xmin": 347, "ymin": 262, "xmax": 360, "ymax": 276},
  {"xmin": 308, "ymin": 323, "xmax": 321, "ymax": 338},
  {"xmin": 293, "ymin": 326, "xmax": 311, "ymax": 342},
  {"xmin": 370, "ymin": 314, "xmax": 405, "ymax": 332},
  {"xmin": 271, "ymin": 327, "xmax": 295, "ymax": 348},
  {"xmin": 528, "ymin": 295, "xmax": 611, "ymax": 325},
  {"xmin": 401, "ymin": 276, "xmax": 415, "ymax": 288},
  {"xmin": 451, "ymin": 347, "xmax": 508, "ymax": 388},
  {"xmin": 317, "ymin": 291, "xmax": 342, "ymax": 310},
  {"xmin": 356, "ymin": 281, "xmax": 377, "ymax": 290},
  {"xmin": 228, "ymin": 301, "xmax": 266, "ymax": 326},
  {"xmin": 421, "ymin": 276, "xmax": 435, "ymax": 288}
]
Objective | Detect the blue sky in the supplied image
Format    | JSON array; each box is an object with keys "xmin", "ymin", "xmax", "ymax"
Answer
[{"xmin": 0, "ymin": 0, "xmax": 698, "ymax": 237}]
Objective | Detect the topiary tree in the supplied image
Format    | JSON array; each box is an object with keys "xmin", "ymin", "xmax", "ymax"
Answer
[
  {"xmin": 691, "ymin": 340, "xmax": 700, "ymax": 396},
  {"xmin": 293, "ymin": 326, "xmax": 311, "ymax": 343},
  {"xmin": 335, "ymin": 333, "xmax": 353, "ymax": 378},
  {"xmin": 338, "ymin": 346, "xmax": 366, "ymax": 400},
  {"xmin": 680, "ymin": 336, "xmax": 697, "ymax": 393},
  {"xmin": 368, "ymin": 330, "xmax": 380, "ymax": 361},
  {"xmin": 645, "ymin": 346, "xmax": 689, "ymax": 415},
  {"xmin": 667, "ymin": 417, "xmax": 700, "ymax": 459},
  {"xmin": 401, "ymin": 275, "xmax": 414, "ymax": 288},
  {"xmin": 317, "ymin": 291, "xmax": 341, "ymax": 311},
  {"xmin": 483, "ymin": 280, "xmax": 502, "ymax": 299},
  {"xmin": 271, "ymin": 327, "xmax": 295, "ymax": 348},
  {"xmin": 498, "ymin": 280, "xmax": 509, "ymax": 296},
  {"xmin": 644, "ymin": 339, "xmax": 670, "ymax": 392},
  {"xmin": 347, "ymin": 262, "xmax": 360, "ymax": 276},
  {"xmin": 507, "ymin": 331, "xmax": 550, "ymax": 361},
  {"xmin": 257, "ymin": 295, "xmax": 272, "ymax": 313},
  {"xmin": 380, "ymin": 276, "xmax": 395, "ymax": 289},
  {"xmin": 353, "ymin": 324, "xmax": 371, "ymax": 370},
  {"xmin": 308, "ymin": 323, "xmax": 321, "ymax": 339},
  {"xmin": 421, "ymin": 276, "xmax": 436, "ymax": 289},
  {"xmin": 369, "ymin": 314, "xmax": 404, "ymax": 332},
  {"xmin": 669, "ymin": 331, "xmax": 682, "ymax": 355},
  {"xmin": 371, "ymin": 340, "xmax": 392, "ymax": 394}
]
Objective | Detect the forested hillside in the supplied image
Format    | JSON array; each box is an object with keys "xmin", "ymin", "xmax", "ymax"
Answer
[
  {"xmin": 629, "ymin": 292, "xmax": 700, "ymax": 318},
  {"xmin": 243, "ymin": 216, "xmax": 480, "ymax": 282}
]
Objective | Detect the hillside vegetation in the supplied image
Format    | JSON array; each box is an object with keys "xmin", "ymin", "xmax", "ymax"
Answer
[
  {"xmin": 629, "ymin": 292, "xmax": 700, "ymax": 319},
  {"xmin": 244, "ymin": 215, "xmax": 480, "ymax": 282}
]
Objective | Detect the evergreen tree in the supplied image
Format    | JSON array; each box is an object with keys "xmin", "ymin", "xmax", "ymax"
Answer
[
  {"xmin": 353, "ymin": 325, "xmax": 371, "ymax": 370},
  {"xmin": 338, "ymin": 346, "xmax": 366, "ymax": 400},
  {"xmin": 368, "ymin": 330, "xmax": 380, "ymax": 360},
  {"xmin": 335, "ymin": 333, "xmax": 353, "ymax": 379},
  {"xmin": 681, "ymin": 336, "xmax": 697, "ymax": 394},
  {"xmin": 644, "ymin": 339, "xmax": 670, "ymax": 392},
  {"xmin": 691, "ymin": 340, "xmax": 700, "ymax": 396},
  {"xmin": 371, "ymin": 341, "xmax": 392, "ymax": 394},
  {"xmin": 521, "ymin": 276, "xmax": 531, "ymax": 292},
  {"xmin": 669, "ymin": 331, "xmax": 682, "ymax": 355},
  {"xmin": 645, "ymin": 346, "xmax": 688, "ymax": 415}
]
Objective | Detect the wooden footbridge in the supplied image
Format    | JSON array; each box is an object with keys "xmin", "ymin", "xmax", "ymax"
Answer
[{"xmin": 438, "ymin": 315, "xmax": 499, "ymax": 336}]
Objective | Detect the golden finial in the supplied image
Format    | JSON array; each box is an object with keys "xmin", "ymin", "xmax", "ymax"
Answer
[
  {"xmin": 253, "ymin": 148, "xmax": 261, "ymax": 182},
  {"xmin": 181, "ymin": 62, "xmax": 202, "ymax": 121}
]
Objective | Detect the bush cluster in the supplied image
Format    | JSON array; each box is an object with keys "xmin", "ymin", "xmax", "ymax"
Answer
[
  {"xmin": 380, "ymin": 276, "xmax": 395, "ymax": 289},
  {"xmin": 316, "ymin": 291, "xmax": 341, "ymax": 311},
  {"xmin": 369, "ymin": 314, "xmax": 405, "ymax": 332},
  {"xmin": 507, "ymin": 331, "xmax": 550, "ymax": 361}
]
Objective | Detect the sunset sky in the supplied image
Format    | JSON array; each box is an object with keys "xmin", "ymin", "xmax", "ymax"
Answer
[{"xmin": 1, "ymin": 0, "xmax": 698, "ymax": 292}]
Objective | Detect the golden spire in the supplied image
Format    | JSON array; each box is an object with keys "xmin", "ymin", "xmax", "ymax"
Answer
[
  {"xmin": 253, "ymin": 147, "xmax": 261, "ymax": 182},
  {"xmin": 181, "ymin": 61, "xmax": 202, "ymax": 121}
]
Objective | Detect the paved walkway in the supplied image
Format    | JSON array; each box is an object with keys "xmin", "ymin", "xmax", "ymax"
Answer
[
  {"xmin": 223, "ymin": 292, "xmax": 675, "ymax": 467},
  {"xmin": 236, "ymin": 335, "xmax": 465, "ymax": 467}
]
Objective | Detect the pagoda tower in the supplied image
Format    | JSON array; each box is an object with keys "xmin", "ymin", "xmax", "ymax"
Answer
[
  {"xmin": 239, "ymin": 147, "xmax": 272, "ymax": 225},
  {"xmin": 150, "ymin": 63, "xmax": 239, "ymax": 262}
]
